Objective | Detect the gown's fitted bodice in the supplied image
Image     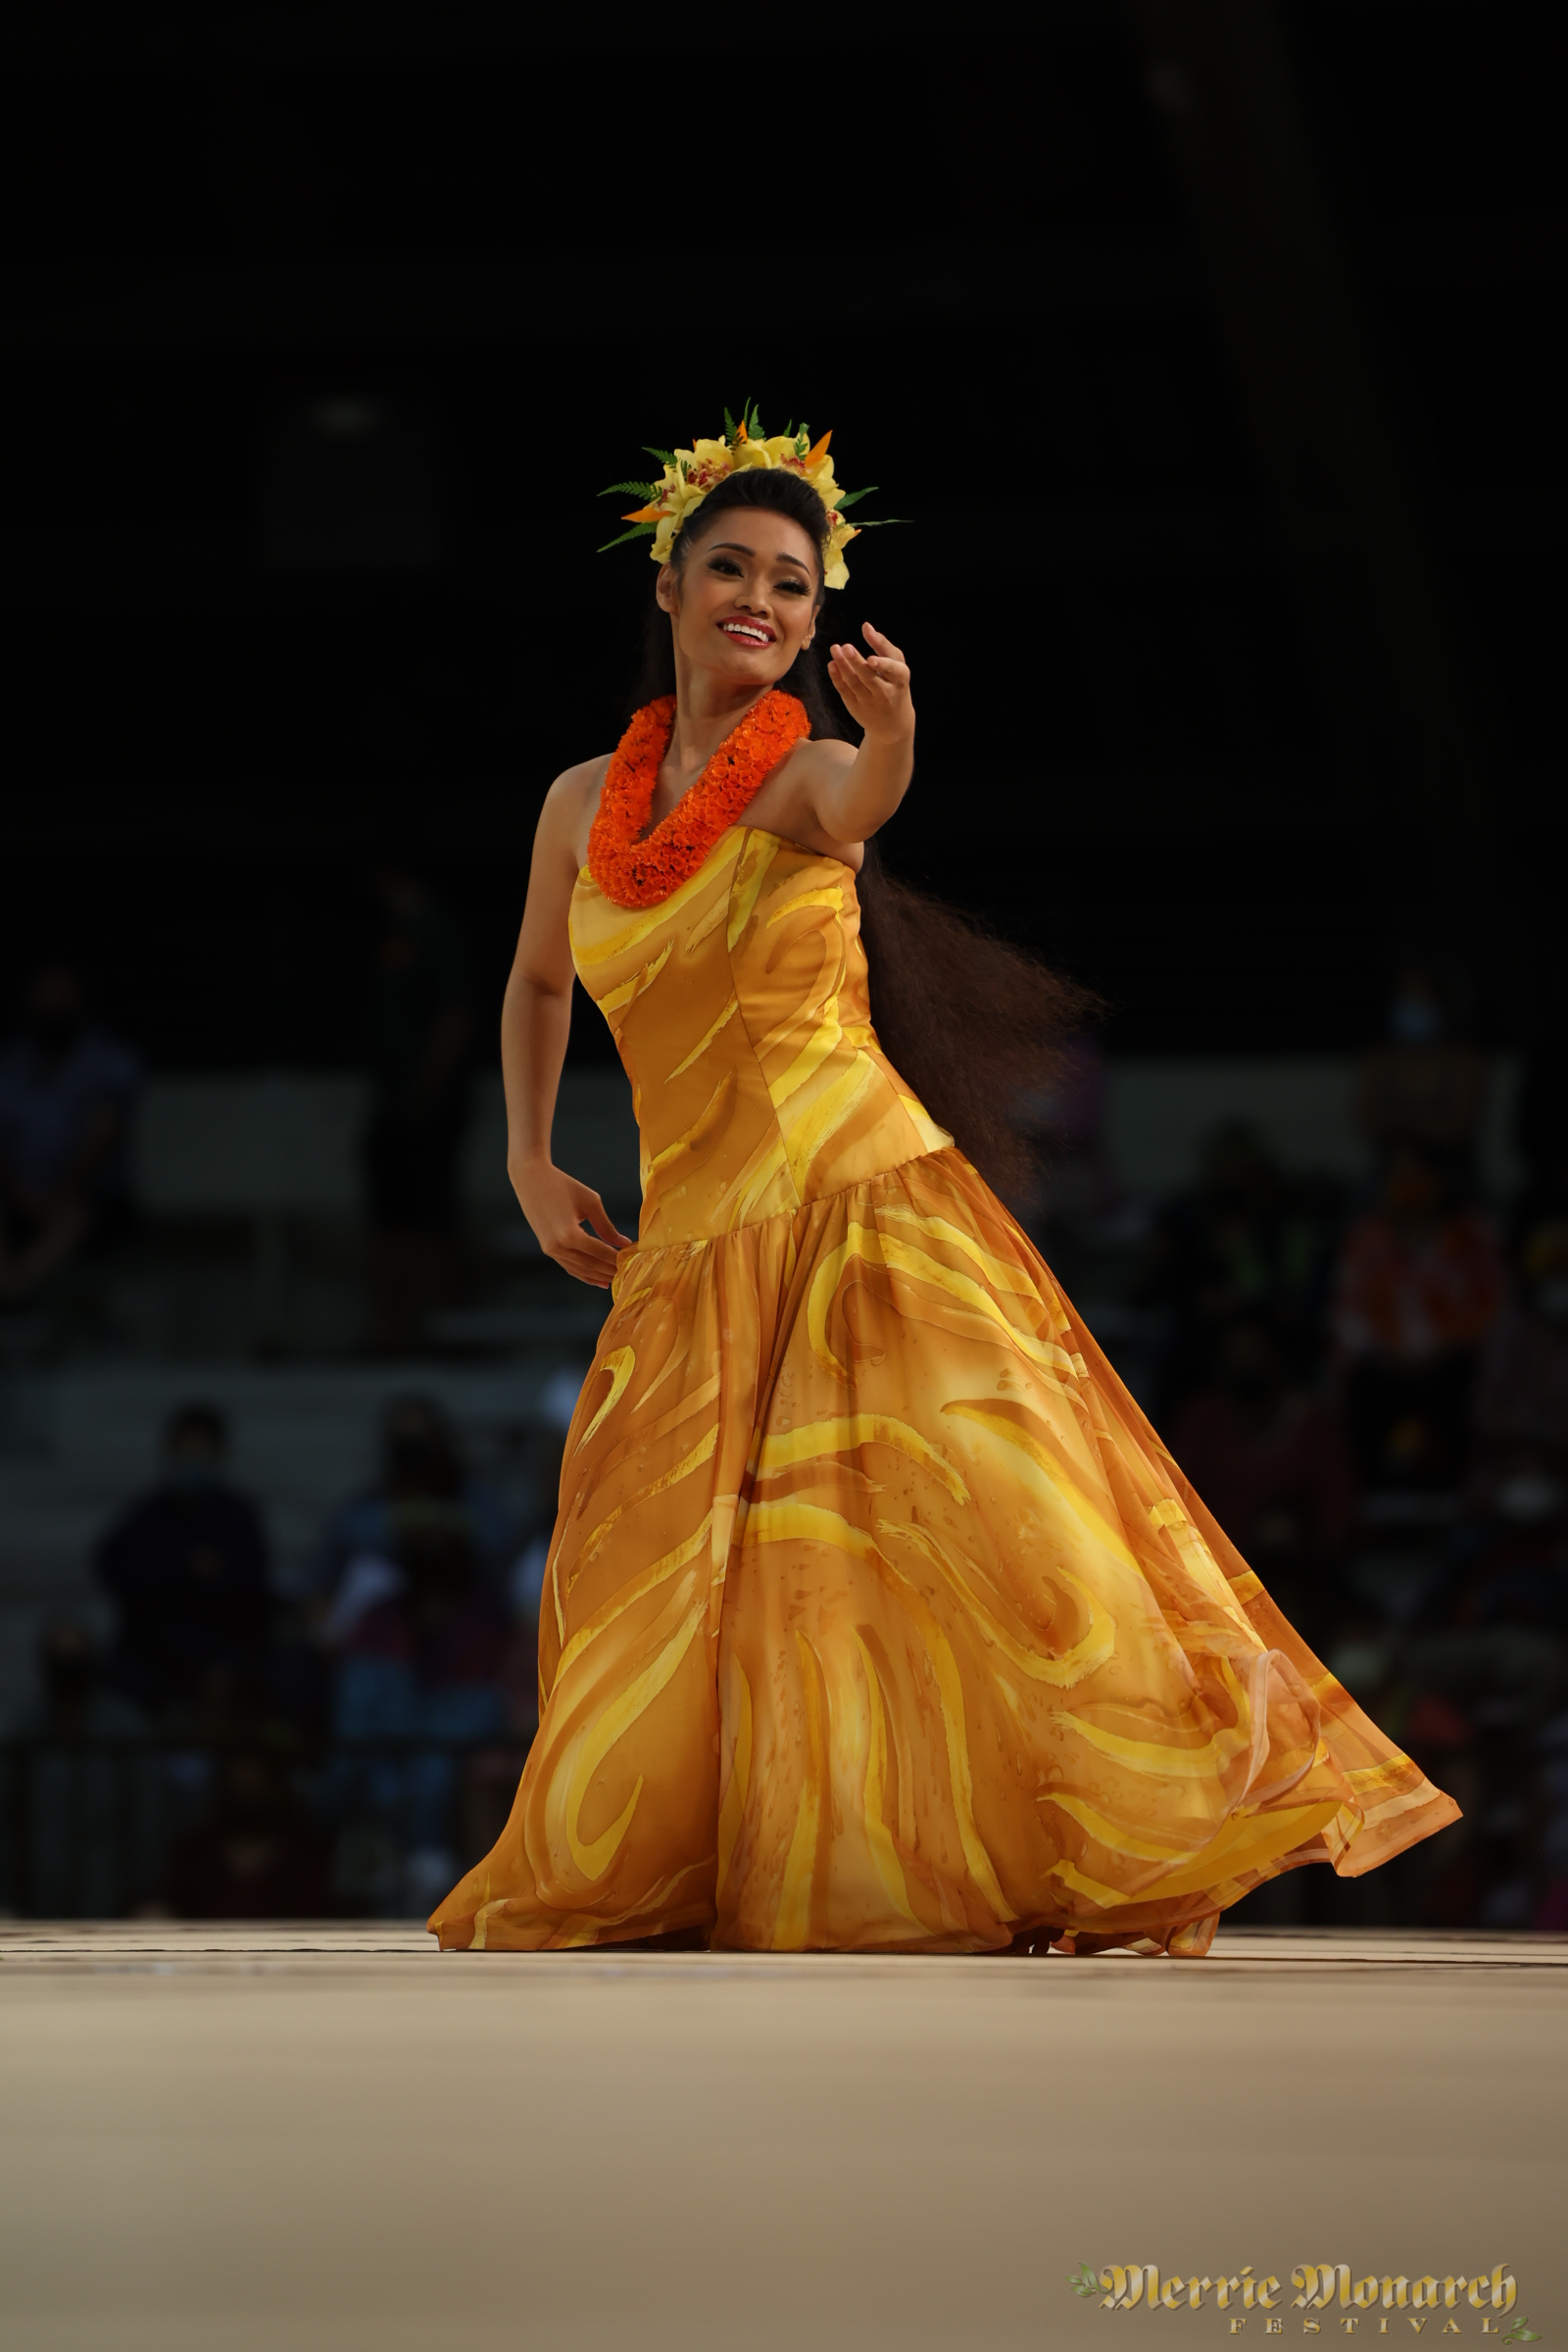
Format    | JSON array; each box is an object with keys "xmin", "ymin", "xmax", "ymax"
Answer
[{"xmin": 570, "ymin": 828, "xmax": 951, "ymax": 1250}]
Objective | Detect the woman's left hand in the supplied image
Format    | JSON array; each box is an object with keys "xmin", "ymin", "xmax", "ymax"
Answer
[{"xmin": 827, "ymin": 623, "xmax": 914, "ymax": 744}]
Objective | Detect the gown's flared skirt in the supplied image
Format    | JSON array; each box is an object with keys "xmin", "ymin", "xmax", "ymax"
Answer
[{"xmin": 431, "ymin": 1149, "xmax": 1456, "ymax": 1953}]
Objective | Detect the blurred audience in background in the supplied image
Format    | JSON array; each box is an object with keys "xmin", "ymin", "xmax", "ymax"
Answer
[
  {"xmin": 363, "ymin": 871, "xmax": 474, "ymax": 1353},
  {"xmin": 0, "ymin": 964, "xmax": 140, "ymax": 1305},
  {"xmin": 1141, "ymin": 1120, "xmax": 1342, "ymax": 1415},
  {"xmin": 164, "ymin": 1738, "xmax": 332, "ymax": 1921},
  {"xmin": 94, "ymin": 1403, "xmax": 271, "ymax": 1731},
  {"xmin": 1172, "ymin": 1312, "xmax": 1356, "ymax": 1652},
  {"xmin": 1535, "ymin": 1715, "xmax": 1568, "ymax": 1934},
  {"xmin": 0, "ymin": 1387, "xmax": 561, "ymax": 1922},
  {"xmin": 309, "ymin": 1393, "xmax": 519, "ymax": 1610},
  {"xmin": 0, "ymin": 1619, "xmax": 160, "ymax": 1917},
  {"xmin": 1020, "ymin": 1035, "xmax": 1118, "ymax": 1230},
  {"xmin": 1399, "ymin": 1453, "xmax": 1568, "ymax": 1928},
  {"xmin": 1514, "ymin": 953, "xmax": 1568, "ymax": 1234},
  {"xmin": 1356, "ymin": 963, "xmax": 1486, "ymax": 1185},
  {"xmin": 303, "ymin": 1390, "xmax": 536, "ymax": 1913},
  {"xmin": 1103, "ymin": 967, "xmax": 1567, "ymax": 1933},
  {"xmin": 505, "ymin": 1366, "xmax": 580, "ymax": 1632},
  {"xmin": 1330, "ymin": 1148, "xmax": 1506, "ymax": 1494},
  {"xmin": 1476, "ymin": 1218, "xmax": 1568, "ymax": 1477},
  {"xmin": 326, "ymin": 1505, "xmax": 510, "ymax": 1917}
]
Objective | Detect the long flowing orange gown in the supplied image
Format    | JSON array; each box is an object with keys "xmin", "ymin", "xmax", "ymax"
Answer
[{"xmin": 431, "ymin": 827, "xmax": 1457, "ymax": 1953}]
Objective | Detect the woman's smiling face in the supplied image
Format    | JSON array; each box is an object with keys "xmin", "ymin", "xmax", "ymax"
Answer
[{"xmin": 657, "ymin": 508, "xmax": 821, "ymax": 688}]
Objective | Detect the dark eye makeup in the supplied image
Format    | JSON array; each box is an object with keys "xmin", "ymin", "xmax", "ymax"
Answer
[{"xmin": 706, "ymin": 555, "xmax": 809, "ymax": 596}]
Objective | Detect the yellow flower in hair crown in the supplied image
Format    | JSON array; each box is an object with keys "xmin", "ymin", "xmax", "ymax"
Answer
[{"xmin": 598, "ymin": 401, "xmax": 902, "ymax": 590}]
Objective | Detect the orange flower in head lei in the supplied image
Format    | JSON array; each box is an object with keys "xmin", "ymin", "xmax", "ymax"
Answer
[
  {"xmin": 588, "ymin": 691, "xmax": 811, "ymax": 909},
  {"xmin": 598, "ymin": 399, "xmax": 884, "ymax": 588}
]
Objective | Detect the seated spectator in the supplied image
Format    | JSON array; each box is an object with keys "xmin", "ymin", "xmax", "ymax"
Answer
[
  {"xmin": 1142, "ymin": 1120, "xmax": 1341, "ymax": 1411},
  {"xmin": 329, "ymin": 1504, "xmax": 510, "ymax": 1916},
  {"xmin": 1172, "ymin": 1313, "xmax": 1356, "ymax": 1648},
  {"xmin": 1355, "ymin": 962, "xmax": 1485, "ymax": 1182},
  {"xmin": 0, "ymin": 964, "xmax": 140, "ymax": 1303},
  {"xmin": 309, "ymin": 1393, "xmax": 519, "ymax": 1611},
  {"xmin": 94, "ymin": 1402, "xmax": 271, "ymax": 1728},
  {"xmin": 165, "ymin": 1741, "xmax": 332, "ymax": 1920},
  {"xmin": 0, "ymin": 1619, "xmax": 160, "ymax": 1917},
  {"xmin": 1331, "ymin": 1148, "xmax": 1505, "ymax": 1493},
  {"xmin": 1475, "ymin": 1217, "xmax": 1568, "ymax": 1471}
]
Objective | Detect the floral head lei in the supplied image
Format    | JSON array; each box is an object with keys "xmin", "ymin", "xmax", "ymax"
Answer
[{"xmin": 598, "ymin": 400, "xmax": 899, "ymax": 590}]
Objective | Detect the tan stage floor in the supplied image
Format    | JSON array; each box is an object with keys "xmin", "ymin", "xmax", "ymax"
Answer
[{"xmin": 0, "ymin": 1925, "xmax": 1562, "ymax": 2351}]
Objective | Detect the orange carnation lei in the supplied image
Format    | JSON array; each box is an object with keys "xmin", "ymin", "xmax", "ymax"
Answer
[{"xmin": 587, "ymin": 690, "xmax": 812, "ymax": 909}]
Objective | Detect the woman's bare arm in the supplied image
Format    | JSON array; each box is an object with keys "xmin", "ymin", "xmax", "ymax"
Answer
[
  {"xmin": 812, "ymin": 622, "xmax": 915, "ymax": 840},
  {"xmin": 503, "ymin": 766, "xmax": 634, "ymax": 1287}
]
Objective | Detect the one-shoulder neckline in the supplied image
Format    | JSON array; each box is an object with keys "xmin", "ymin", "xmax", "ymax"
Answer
[{"xmin": 576, "ymin": 825, "xmax": 860, "ymax": 894}]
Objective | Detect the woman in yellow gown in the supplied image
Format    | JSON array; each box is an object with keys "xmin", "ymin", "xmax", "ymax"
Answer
[{"xmin": 430, "ymin": 425, "xmax": 1457, "ymax": 1956}]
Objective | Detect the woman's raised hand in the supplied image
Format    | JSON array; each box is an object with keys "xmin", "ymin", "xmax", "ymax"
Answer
[
  {"xmin": 511, "ymin": 1159, "xmax": 634, "ymax": 1289},
  {"xmin": 826, "ymin": 623, "xmax": 913, "ymax": 742}
]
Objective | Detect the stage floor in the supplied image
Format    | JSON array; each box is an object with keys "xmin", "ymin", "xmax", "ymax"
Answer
[{"xmin": 0, "ymin": 1926, "xmax": 1562, "ymax": 2350}]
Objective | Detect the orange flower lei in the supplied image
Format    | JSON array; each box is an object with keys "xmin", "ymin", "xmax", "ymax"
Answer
[{"xmin": 587, "ymin": 690, "xmax": 811, "ymax": 909}]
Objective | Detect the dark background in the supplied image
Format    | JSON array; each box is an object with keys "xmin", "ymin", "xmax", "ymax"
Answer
[{"xmin": 7, "ymin": 0, "xmax": 1563, "ymax": 1072}]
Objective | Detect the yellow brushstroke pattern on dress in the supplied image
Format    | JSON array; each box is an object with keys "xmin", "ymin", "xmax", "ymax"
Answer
[
  {"xmin": 855, "ymin": 1632, "xmax": 921, "ymax": 1927},
  {"xmin": 430, "ymin": 826, "xmax": 1459, "ymax": 1953},
  {"xmin": 567, "ymin": 1423, "xmax": 717, "ymax": 1592},
  {"xmin": 666, "ymin": 994, "xmax": 739, "ymax": 1081},
  {"xmin": 772, "ymin": 1629, "xmax": 827, "ymax": 1949},
  {"xmin": 599, "ymin": 939, "xmax": 672, "ymax": 1020},
  {"xmin": 551, "ymin": 1512, "xmax": 711, "ymax": 1692},
  {"xmin": 577, "ymin": 1348, "xmax": 634, "ymax": 1451},
  {"xmin": 755, "ymin": 1413, "xmax": 968, "ymax": 1505},
  {"xmin": 561, "ymin": 1595, "xmax": 707, "ymax": 1881},
  {"xmin": 715, "ymin": 1656, "xmax": 753, "ymax": 1901}
]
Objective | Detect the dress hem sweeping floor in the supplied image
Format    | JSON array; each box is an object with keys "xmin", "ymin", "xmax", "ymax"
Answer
[{"xmin": 430, "ymin": 828, "xmax": 1457, "ymax": 1956}]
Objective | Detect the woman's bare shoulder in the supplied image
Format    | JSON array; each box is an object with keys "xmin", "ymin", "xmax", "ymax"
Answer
[
  {"xmin": 773, "ymin": 734, "xmax": 856, "ymax": 795},
  {"xmin": 539, "ymin": 753, "xmax": 613, "ymax": 868},
  {"xmin": 544, "ymin": 752, "xmax": 613, "ymax": 811},
  {"xmin": 747, "ymin": 735, "xmax": 865, "ymax": 868}
]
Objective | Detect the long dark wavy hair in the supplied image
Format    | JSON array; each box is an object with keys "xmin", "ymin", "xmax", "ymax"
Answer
[{"xmin": 627, "ymin": 468, "xmax": 1099, "ymax": 1202}]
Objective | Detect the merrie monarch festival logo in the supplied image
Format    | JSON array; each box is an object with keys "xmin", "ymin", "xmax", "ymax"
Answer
[{"xmin": 1066, "ymin": 2264, "xmax": 1540, "ymax": 2340}]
